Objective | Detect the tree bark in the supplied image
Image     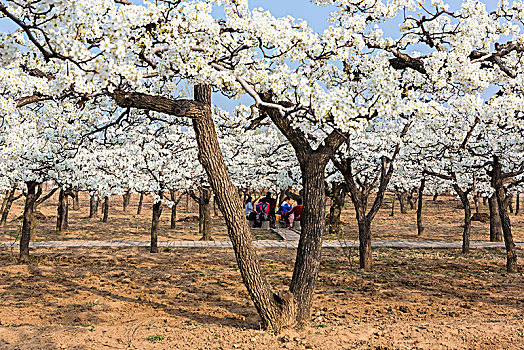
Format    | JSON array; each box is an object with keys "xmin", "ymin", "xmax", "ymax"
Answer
[
  {"xmin": 432, "ymin": 192, "xmax": 438, "ymax": 201},
  {"xmin": 169, "ymin": 190, "xmax": 177, "ymax": 229},
  {"xmin": 489, "ymin": 195, "xmax": 503, "ymax": 242},
  {"xmin": 137, "ymin": 193, "xmax": 144, "ymax": 215},
  {"xmin": 150, "ymin": 194, "xmax": 162, "ymax": 253},
  {"xmin": 56, "ymin": 189, "xmax": 69, "ymax": 232},
  {"xmin": 397, "ymin": 191, "xmax": 408, "ymax": 214},
  {"xmin": 357, "ymin": 216, "xmax": 372, "ymax": 270},
  {"xmin": 289, "ymin": 157, "xmax": 328, "ymax": 324},
  {"xmin": 72, "ymin": 190, "xmax": 80, "ymax": 210},
  {"xmin": 327, "ymin": 183, "xmax": 346, "ymax": 236},
  {"xmin": 454, "ymin": 186, "xmax": 471, "ymax": 254},
  {"xmin": 123, "ymin": 190, "xmax": 131, "ymax": 212},
  {"xmin": 1, "ymin": 188, "xmax": 19, "ymax": 226},
  {"xmin": 417, "ymin": 179, "xmax": 425, "ymax": 236},
  {"xmin": 102, "ymin": 196, "xmax": 109, "ymax": 223},
  {"xmin": 20, "ymin": 181, "xmax": 38, "ymax": 261},
  {"xmin": 491, "ymin": 155, "xmax": 518, "ymax": 273},
  {"xmin": 199, "ymin": 187, "xmax": 213, "ymax": 241},
  {"xmin": 508, "ymin": 193, "xmax": 514, "ymax": 214},
  {"xmin": 515, "ymin": 193, "xmax": 520, "ymax": 215},
  {"xmin": 89, "ymin": 195, "xmax": 98, "ymax": 218},
  {"xmin": 192, "ymin": 84, "xmax": 295, "ymax": 330},
  {"xmin": 390, "ymin": 194, "xmax": 395, "ymax": 216}
]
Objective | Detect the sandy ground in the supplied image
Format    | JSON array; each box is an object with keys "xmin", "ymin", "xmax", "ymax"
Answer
[
  {"xmin": 0, "ymin": 247, "xmax": 522, "ymax": 349},
  {"xmin": 0, "ymin": 192, "xmax": 523, "ymax": 349}
]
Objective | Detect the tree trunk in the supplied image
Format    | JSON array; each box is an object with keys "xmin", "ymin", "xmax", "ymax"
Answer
[
  {"xmin": 397, "ymin": 191, "xmax": 408, "ymax": 214},
  {"xmin": 56, "ymin": 189, "xmax": 69, "ymax": 232},
  {"xmin": 102, "ymin": 196, "xmax": 109, "ymax": 223},
  {"xmin": 0, "ymin": 188, "xmax": 17, "ymax": 226},
  {"xmin": 508, "ymin": 193, "xmax": 514, "ymax": 214},
  {"xmin": 483, "ymin": 196, "xmax": 487, "ymax": 206},
  {"xmin": 169, "ymin": 190, "xmax": 177, "ymax": 229},
  {"xmin": 199, "ymin": 187, "xmax": 213, "ymax": 241},
  {"xmin": 327, "ymin": 183, "xmax": 346, "ymax": 236},
  {"xmin": 432, "ymin": 193, "xmax": 438, "ymax": 201},
  {"xmin": 20, "ymin": 182, "xmax": 38, "ymax": 261},
  {"xmin": 289, "ymin": 157, "xmax": 328, "ymax": 324},
  {"xmin": 137, "ymin": 193, "xmax": 144, "ymax": 215},
  {"xmin": 461, "ymin": 197, "xmax": 471, "ymax": 254},
  {"xmin": 356, "ymin": 214, "xmax": 372, "ymax": 270},
  {"xmin": 491, "ymin": 155, "xmax": 518, "ymax": 273},
  {"xmin": 150, "ymin": 195, "xmax": 162, "ymax": 253},
  {"xmin": 407, "ymin": 191, "xmax": 416, "ymax": 210},
  {"xmin": 192, "ymin": 84, "xmax": 295, "ymax": 330},
  {"xmin": 489, "ymin": 195, "xmax": 503, "ymax": 242},
  {"xmin": 417, "ymin": 179, "xmax": 425, "ymax": 236},
  {"xmin": 515, "ymin": 193, "xmax": 520, "ymax": 215},
  {"xmin": 123, "ymin": 190, "xmax": 131, "ymax": 212},
  {"xmin": 72, "ymin": 190, "xmax": 80, "ymax": 210},
  {"xmin": 390, "ymin": 193, "xmax": 395, "ymax": 216},
  {"xmin": 89, "ymin": 195, "xmax": 98, "ymax": 218},
  {"xmin": 474, "ymin": 194, "xmax": 481, "ymax": 215}
]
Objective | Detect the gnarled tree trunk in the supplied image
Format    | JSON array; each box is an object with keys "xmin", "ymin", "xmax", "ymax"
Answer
[
  {"xmin": 20, "ymin": 181, "xmax": 38, "ymax": 261},
  {"xmin": 192, "ymin": 85, "xmax": 295, "ymax": 330},
  {"xmin": 56, "ymin": 189, "xmax": 69, "ymax": 232},
  {"xmin": 491, "ymin": 155, "xmax": 518, "ymax": 273},
  {"xmin": 102, "ymin": 196, "xmax": 109, "ymax": 223},
  {"xmin": 489, "ymin": 195, "xmax": 503, "ymax": 242},
  {"xmin": 150, "ymin": 193, "xmax": 162, "ymax": 253},
  {"xmin": 327, "ymin": 182, "xmax": 346, "ymax": 236}
]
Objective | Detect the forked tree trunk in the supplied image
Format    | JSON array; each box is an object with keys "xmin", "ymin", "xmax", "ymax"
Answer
[
  {"xmin": 137, "ymin": 193, "xmax": 144, "ymax": 215},
  {"xmin": 192, "ymin": 85, "xmax": 295, "ymax": 330},
  {"xmin": 489, "ymin": 195, "xmax": 503, "ymax": 242},
  {"xmin": 102, "ymin": 196, "xmax": 109, "ymax": 223},
  {"xmin": 150, "ymin": 195, "xmax": 162, "ymax": 253},
  {"xmin": 20, "ymin": 181, "xmax": 38, "ymax": 261},
  {"xmin": 89, "ymin": 195, "xmax": 98, "ymax": 218},
  {"xmin": 72, "ymin": 190, "xmax": 80, "ymax": 210},
  {"xmin": 199, "ymin": 187, "xmax": 213, "ymax": 241},
  {"xmin": 417, "ymin": 179, "xmax": 425, "ymax": 236},
  {"xmin": 491, "ymin": 155, "xmax": 518, "ymax": 273},
  {"xmin": 56, "ymin": 189, "xmax": 69, "ymax": 232},
  {"xmin": 327, "ymin": 183, "xmax": 346, "ymax": 236},
  {"xmin": 1, "ymin": 188, "xmax": 18, "ymax": 226}
]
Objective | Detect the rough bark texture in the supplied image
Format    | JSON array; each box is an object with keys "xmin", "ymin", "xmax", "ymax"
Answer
[
  {"xmin": 192, "ymin": 85, "xmax": 295, "ymax": 330},
  {"xmin": 390, "ymin": 194, "xmax": 395, "ymax": 217},
  {"xmin": 397, "ymin": 191, "xmax": 408, "ymax": 214},
  {"xmin": 490, "ymin": 156, "xmax": 518, "ymax": 273},
  {"xmin": 137, "ymin": 193, "xmax": 144, "ymax": 215},
  {"xmin": 489, "ymin": 195, "xmax": 503, "ymax": 242},
  {"xmin": 327, "ymin": 183, "xmax": 346, "ymax": 236},
  {"xmin": 1, "ymin": 188, "xmax": 19, "ymax": 226},
  {"xmin": 516, "ymin": 193, "xmax": 520, "ymax": 215},
  {"xmin": 102, "ymin": 196, "xmax": 109, "ymax": 223},
  {"xmin": 56, "ymin": 189, "xmax": 69, "ymax": 232},
  {"xmin": 199, "ymin": 187, "xmax": 213, "ymax": 241},
  {"xmin": 454, "ymin": 185, "xmax": 471, "ymax": 254},
  {"xmin": 89, "ymin": 195, "xmax": 98, "ymax": 218},
  {"xmin": 150, "ymin": 195, "xmax": 162, "ymax": 253},
  {"xmin": 169, "ymin": 190, "xmax": 177, "ymax": 229},
  {"xmin": 417, "ymin": 179, "xmax": 425, "ymax": 236},
  {"xmin": 72, "ymin": 190, "xmax": 80, "ymax": 210},
  {"xmin": 20, "ymin": 181, "xmax": 38, "ymax": 261},
  {"xmin": 123, "ymin": 190, "xmax": 131, "ymax": 212},
  {"xmin": 358, "ymin": 217, "xmax": 372, "ymax": 270}
]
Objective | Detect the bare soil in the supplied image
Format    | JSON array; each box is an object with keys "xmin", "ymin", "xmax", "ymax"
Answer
[{"xmin": 0, "ymin": 192, "xmax": 523, "ymax": 349}]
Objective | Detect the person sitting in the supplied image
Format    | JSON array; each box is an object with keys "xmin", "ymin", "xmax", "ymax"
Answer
[
  {"xmin": 279, "ymin": 197, "xmax": 293, "ymax": 227},
  {"xmin": 288, "ymin": 198, "xmax": 303, "ymax": 227},
  {"xmin": 245, "ymin": 196, "xmax": 256, "ymax": 221}
]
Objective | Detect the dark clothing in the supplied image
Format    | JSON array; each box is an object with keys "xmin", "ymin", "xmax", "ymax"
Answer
[{"xmin": 291, "ymin": 205, "xmax": 303, "ymax": 221}]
